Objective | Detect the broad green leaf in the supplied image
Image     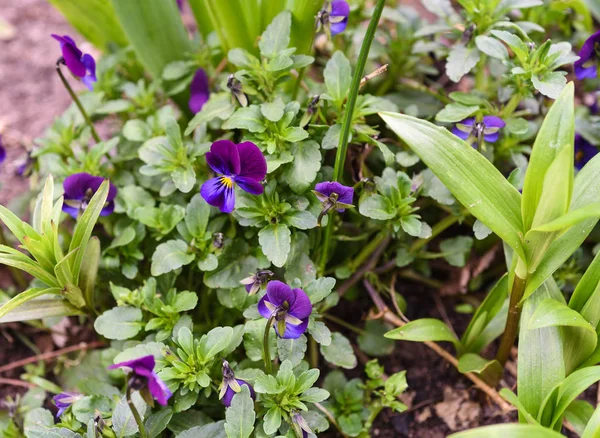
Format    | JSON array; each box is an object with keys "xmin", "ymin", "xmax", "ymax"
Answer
[
  {"xmin": 475, "ymin": 35, "xmax": 509, "ymax": 60},
  {"xmin": 564, "ymin": 400, "xmax": 595, "ymax": 438},
  {"xmin": 258, "ymin": 10, "xmax": 291, "ymax": 58},
  {"xmin": 185, "ymin": 194, "xmax": 211, "ymax": 239},
  {"xmin": 0, "ymin": 288, "xmax": 64, "ymax": 322},
  {"xmin": 358, "ymin": 194, "xmax": 396, "ymax": 220},
  {"xmin": 222, "ymin": 105, "xmax": 266, "ymax": 133},
  {"xmin": 320, "ymin": 332, "xmax": 357, "ymax": 369},
  {"xmin": 526, "ymin": 152, "xmax": 600, "ymax": 296},
  {"xmin": 243, "ymin": 319, "xmax": 277, "ymax": 362},
  {"xmin": 440, "ymin": 236, "xmax": 473, "ymax": 267},
  {"xmin": 530, "ymin": 202, "xmax": 600, "ymax": 232},
  {"xmin": 357, "ymin": 320, "xmax": 395, "ymax": 356},
  {"xmin": 112, "ymin": 392, "xmax": 148, "ymax": 437},
  {"xmin": 123, "ymin": 119, "xmax": 152, "ymax": 142},
  {"xmin": 582, "ymin": 402, "xmax": 600, "ymax": 438},
  {"xmin": 521, "ymin": 83, "xmax": 574, "ymax": 232},
  {"xmin": 80, "ymin": 237, "xmax": 100, "ymax": 310},
  {"xmin": 282, "ymin": 141, "xmax": 321, "ymax": 194},
  {"xmin": 258, "ymin": 224, "xmax": 291, "ymax": 268},
  {"xmin": 69, "ymin": 179, "xmax": 110, "ymax": 283},
  {"xmin": 185, "ymin": 93, "xmax": 236, "ymax": 135},
  {"xmin": 145, "ymin": 407, "xmax": 173, "ymax": 438},
  {"xmin": 94, "ymin": 307, "xmax": 143, "ymax": 340},
  {"xmin": 385, "ymin": 318, "xmax": 459, "ymax": 345},
  {"xmin": 457, "ymin": 353, "xmax": 502, "ymax": 376},
  {"xmin": 304, "ymin": 277, "xmax": 336, "ymax": 304},
  {"xmin": 179, "ymin": 421, "xmax": 227, "ymax": 438},
  {"xmin": 532, "ymin": 72, "xmax": 567, "ymax": 99},
  {"xmin": 151, "ymin": 240, "xmax": 195, "ymax": 276},
  {"xmin": 528, "ymin": 299, "xmax": 595, "ymax": 333},
  {"xmin": 277, "ymin": 335, "xmax": 307, "ymax": 367},
  {"xmin": 111, "ymin": 0, "xmax": 192, "ymax": 79},
  {"xmin": 380, "ymin": 112, "xmax": 525, "ymax": 258},
  {"xmin": 446, "ymin": 44, "xmax": 480, "ymax": 83},
  {"xmin": 224, "ymin": 386, "xmax": 255, "ymax": 438},
  {"xmin": 48, "ymin": 0, "xmax": 127, "ymax": 50},
  {"xmin": 260, "ymin": 99, "xmax": 285, "ymax": 122},
  {"xmin": 435, "ymin": 103, "xmax": 479, "ymax": 123},
  {"xmin": 449, "ymin": 424, "xmax": 564, "ymax": 437},
  {"xmin": 570, "ymin": 249, "xmax": 600, "ymax": 315},
  {"xmin": 324, "ymin": 51, "xmax": 352, "ymax": 104},
  {"xmin": 518, "ymin": 278, "xmax": 565, "ymax": 421},
  {"xmin": 197, "ymin": 327, "xmax": 234, "ymax": 361}
]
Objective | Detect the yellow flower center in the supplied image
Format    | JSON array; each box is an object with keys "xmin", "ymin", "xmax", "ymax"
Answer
[{"xmin": 220, "ymin": 176, "xmax": 234, "ymax": 188}]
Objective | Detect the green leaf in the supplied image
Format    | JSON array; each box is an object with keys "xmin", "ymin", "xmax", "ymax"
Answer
[
  {"xmin": 521, "ymin": 82, "xmax": 574, "ymax": 232},
  {"xmin": 123, "ymin": 119, "xmax": 152, "ymax": 142},
  {"xmin": 440, "ymin": 236, "xmax": 474, "ymax": 267},
  {"xmin": 582, "ymin": 402, "xmax": 600, "ymax": 438},
  {"xmin": 0, "ymin": 288, "xmax": 61, "ymax": 321},
  {"xmin": 80, "ymin": 236, "xmax": 100, "ymax": 310},
  {"xmin": 446, "ymin": 44, "xmax": 480, "ymax": 83},
  {"xmin": 380, "ymin": 111, "xmax": 525, "ymax": 258},
  {"xmin": 263, "ymin": 407, "xmax": 282, "ymax": 435},
  {"xmin": 277, "ymin": 335, "xmax": 307, "ymax": 367},
  {"xmin": 179, "ymin": 422, "xmax": 226, "ymax": 438},
  {"xmin": 284, "ymin": 211, "xmax": 317, "ymax": 230},
  {"xmin": 151, "ymin": 240, "xmax": 195, "ymax": 276},
  {"xmin": 0, "ymin": 251, "xmax": 59, "ymax": 288},
  {"xmin": 304, "ymin": 277, "xmax": 336, "ymax": 304},
  {"xmin": 94, "ymin": 307, "xmax": 143, "ymax": 340},
  {"xmin": 319, "ymin": 332, "xmax": 357, "ymax": 369},
  {"xmin": 222, "ymin": 105, "xmax": 266, "ymax": 133},
  {"xmin": 260, "ymin": 99, "xmax": 285, "ymax": 122},
  {"xmin": 532, "ymin": 72, "xmax": 567, "ymax": 100},
  {"xmin": 564, "ymin": 400, "xmax": 595, "ymax": 438},
  {"xmin": 197, "ymin": 326, "xmax": 234, "ymax": 361},
  {"xmin": 528, "ymin": 298, "xmax": 595, "ymax": 333},
  {"xmin": 145, "ymin": 407, "xmax": 173, "ymax": 438},
  {"xmin": 457, "ymin": 354, "xmax": 502, "ymax": 378},
  {"xmin": 69, "ymin": 180, "xmax": 110, "ymax": 283},
  {"xmin": 570, "ymin": 249, "xmax": 600, "ymax": 315},
  {"xmin": 435, "ymin": 103, "xmax": 479, "ymax": 123},
  {"xmin": 324, "ymin": 51, "xmax": 352, "ymax": 104},
  {"xmin": 185, "ymin": 194, "xmax": 210, "ymax": 239},
  {"xmin": 475, "ymin": 35, "xmax": 509, "ymax": 60},
  {"xmin": 357, "ymin": 320, "xmax": 395, "ymax": 356},
  {"xmin": 530, "ymin": 202, "xmax": 600, "ymax": 233},
  {"xmin": 385, "ymin": 318, "xmax": 459, "ymax": 345},
  {"xmin": 258, "ymin": 224, "xmax": 291, "ymax": 268},
  {"xmin": 283, "ymin": 141, "xmax": 321, "ymax": 194},
  {"xmin": 112, "ymin": 392, "xmax": 148, "ymax": 437},
  {"xmin": 244, "ymin": 319, "xmax": 277, "ymax": 362},
  {"xmin": 518, "ymin": 278, "xmax": 565, "ymax": 421},
  {"xmin": 258, "ymin": 10, "xmax": 291, "ymax": 58},
  {"xmin": 448, "ymin": 424, "xmax": 565, "ymax": 437},
  {"xmin": 111, "ymin": 0, "xmax": 192, "ymax": 79},
  {"xmin": 185, "ymin": 93, "xmax": 236, "ymax": 135},
  {"xmin": 0, "ymin": 291, "xmax": 81, "ymax": 324},
  {"xmin": 224, "ymin": 386, "xmax": 255, "ymax": 438},
  {"xmin": 359, "ymin": 194, "xmax": 396, "ymax": 220}
]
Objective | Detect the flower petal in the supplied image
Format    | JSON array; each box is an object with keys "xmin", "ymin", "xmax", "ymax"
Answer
[
  {"xmin": 201, "ymin": 177, "xmax": 236, "ymax": 213},
  {"xmin": 189, "ymin": 68, "xmax": 210, "ymax": 114},
  {"xmin": 52, "ymin": 34, "xmax": 86, "ymax": 77},
  {"xmin": 234, "ymin": 176, "xmax": 264, "ymax": 195},
  {"xmin": 81, "ymin": 54, "xmax": 97, "ymax": 90},
  {"xmin": 482, "ymin": 116, "xmax": 506, "ymax": 128},
  {"xmin": 109, "ymin": 355, "xmax": 156, "ymax": 372},
  {"xmin": 330, "ymin": 0, "xmax": 350, "ymax": 35},
  {"xmin": 236, "ymin": 141, "xmax": 266, "ymax": 181},
  {"xmin": 206, "ymin": 140, "xmax": 241, "ymax": 176},
  {"xmin": 452, "ymin": 125, "xmax": 471, "ymax": 140},
  {"xmin": 63, "ymin": 173, "xmax": 97, "ymax": 200},
  {"xmin": 575, "ymin": 30, "xmax": 600, "ymax": 80},
  {"xmin": 0, "ymin": 144, "xmax": 6, "ymax": 166},
  {"xmin": 289, "ymin": 288, "xmax": 312, "ymax": 320},
  {"xmin": 282, "ymin": 318, "xmax": 309, "ymax": 339},
  {"xmin": 147, "ymin": 373, "xmax": 172, "ymax": 406},
  {"xmin": 266, "ymin": 280, "xmax": 296, "ymax": 307},
  {"xmin": 258, "ymin": 295, "xmax": 275, "ymax": 319}
]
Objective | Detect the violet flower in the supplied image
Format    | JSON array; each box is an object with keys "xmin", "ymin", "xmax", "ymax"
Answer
[
  {"xmin": 109, "ymin": 355, "xmax": 172, "ymax": 406},
  {"xmin": 62, "ymin": 173, "xmax": 117, "ymax": 219},
  {"xmin": 313, "ymin": 181, "xmax": 354, "ymax": 226},
  {"xmin": 53, "ymin": 392, "xmax": 83, "ymax": 418},
  {"xmin": 176, "ymin": 0, "xmax": 183, "ymax": 10},
  {"xmin": 330, "ymin": 0, "xmax": 350, "ymax": 35},
  {"xmin": 258, "ymin": 280, "xmax": 312, "ymax": 339},
  {"xmin": 575, "ymin": 134, "xmax": 598, "ymax": 169},
  {"xmin": 220, "ymin": 361, "xmax": 256, "ymax": 407},
  {"xmin": 240, "ymin": 269, "xmax": 274, "ymax": 295},
  {"xmin": 575, "ymin": 30, "xmax": 600, "ymax": 80},
  {"xmin": 51, "ymin": 34, "xmax": 97, "ymax": 90},
  {"xmin": 189, "ymin": 68, "xmax": 210, "ymax": 114},
  {"xmin": 200, "ymin": 140, "xmax": 266, "ymax": 213},
  {"xmin": 0, "ymin": 136, "xmax": 6, "ymax": 169},
  {"xmin": 452, "ymin": 116, "xmax": 506, "ymax": 145},
  {"xmin": 292, "ymin": 412, "xmax": 313, "ymax": 438}
]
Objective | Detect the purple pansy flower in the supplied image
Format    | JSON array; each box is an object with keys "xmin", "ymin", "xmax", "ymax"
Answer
[
  {"xmin": 53, "ymin": 392, "xmax": 83, "ymax": 418},
  {"xmin": 575, "ymin": 134, "xmax": 598, "ymax": 169},
  {"xmin": 0, "ymin": 136, "xmax": 6, "ymax": 169},
  {"xmin": 200, "ymin": 140, "xmax": 267, "ymax": 213},
  {"xmin": 189, "ymin": 68, "xmax": 210, "ymax": 113},
  {"xmin": 51, "ymin": 34, "xmax": 97, "ymax": 90},
  {"xmin": 62, "ymin": 173, "xmax": 117, "ymax": 219},
  {"xmin": 109, "ymin": 355, "xmax": 172, "ymax": 406},
  {"xmin": 314, "ymin": 182, "xmax": 354, "ymax": 212},
  {"xmin": 452, "ymin": 116, "xmax": 506, "ymax": 145},
  {"xmin": 240, "ymin": 270, "xmax": 274, "ymax": 295},
  {"xmin": 292, "ymin": 412, "xmax": 313, "ymax": 438},
  {"xmin": 575, "ymin": 30, "xmax": 600, "ymax": 80},
  {"xmin": 258, "ymin": 281, "xmax": 312, "ymax": 339},
  {"xmin": 330, "ymin": 0, "xmax": 350, "ymax": 35},
  {"xmin": 220, "ymin": 361, "xmax": 256, "ymax": 407}
]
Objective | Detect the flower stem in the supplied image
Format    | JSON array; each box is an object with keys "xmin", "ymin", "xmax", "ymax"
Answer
[
  {"xmin": 409, "ymin": 211, "xmax": 466, "ymax": 254},
  {"xmin": 319, "ymin": 0, "xmax": 385, "ymax": 274},
  {"xmin": 494, "ymin": 269, "xmax": 528, "ymax": 367},
  {"xmin": 126, "ymin": 386, "xmax": 147, "ymax": 438},
  {"xmin": 263, "ymin": 314, "xmax": 276, "ymax": 374},
  {"xmin": 55, "ymin": 61, "xmax": 101, "ymax": 143}
]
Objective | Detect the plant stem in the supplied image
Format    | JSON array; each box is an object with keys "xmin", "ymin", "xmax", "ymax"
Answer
[
  {"xmin": 410, "ymin": 211, "xmax": 465, "ymax": 254},
  {"xmin": 495, "ymin": 272, "xmax": 528, "ymax": 367},
  {"xmin": 349, "ymin": 230, "xmax": 389, "ymax": 270},
  {"xmin": 319, "ymin": 0, "xmax": 385, "ymax": 274},
  {"xmin": 263, "ymin": 314, "xmax": 276, "ymax": 374},
  {"xmin": 322, "ymin": 313, "xmax": 367, "ymax": 336},
  {"xmin": 126, "ymin": 386, "xmax": 147, "ymax": 438},
  {"xmin": 0, "ymin": 226, "xmax": 28, "ymax": 289},
  {"xmin": 55, "ymin": 61, "xmax": 101, "ymax": 143},
  {"xmin": 502, "ymin": 93, "xmax": 522, "ymax": 118},
  {"xmin": 309, "ymin": 335, "xmax": 318, "ymax": 368}
]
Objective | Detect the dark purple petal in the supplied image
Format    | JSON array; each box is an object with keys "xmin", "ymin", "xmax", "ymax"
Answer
[
  {"xmin": 257, "ymin": 294, "xmax": 274, "ymax": 319},
  {"xmin": 53, "ymin": 392, "xmax": 81, "ymax": 418},
  {"xmin": 236, "ymin": 142, "xmax": 267, "ymax": 181},
  {"xmin": 100, "ymin": 201, "xmax": 115, "ymax": 216},
  {"xmin": 109, "ymin": 355, "xmax": 156, "ymax": 372},
  {"xmin": 288, "ymin": 288, "xmax": 312, "ymax": 320},
  {"xmin": 200, "ymin": 177, "xmax": 236, "ymax": 213},
  {"xmin": 266, "ymin": 280, "xmax": 296, "ymax": 307},
  {"xmin": 0, "ymin": 143, "xmax": 6, "ymax": 166},
  {"xmin": 222, "ymin": 379, "xmax": 255, "ymax": 407},
  {"xmin": 452, "ymin": 125, "xmax": 471, "ymax": 140},
  {"xmin": 483, "ymin": 132, "xmax": 500, "ymax": 143},
  {"xmin": 81, "ymin": 54, "xmax": 97, "ymax": 91},
  {"xmin": 330, "ymin": 0, "xmax": 350, "ymax": 35},
  {"xmin": 62, "ymin": 202, "xmax": 81, "ymax": 219},
  {"xmin": 314, "ymin": 181, "xmax": 354, "ymax": 210},
  {"xmin": 482, "ymin": 116, "xmax": 506, "ymax": 129},
  {"xmin": 280, "ymin": 318, "xmax": 309, "ymax": 339},
  {"xmin": 52, "ymin": 34, "xmax": 86, "ymax": 77},
  {"xmin": 575, "ymin": 31, "xmax": 600, "ymax": 80},
  {"xmin": 575, "ymin": 134, "xmax": 598, "ymax": 169},
  {"xmin": 234, "ymin": 176, "xmax": 264, "ymax": 195},
  {"xmin": 189, "ymin": 68, "xmax": 210, "ymax": 114},
  {"xmin": 147, "ymin": 372, "xmax": 172, "ymax": 406},
  {"xmin": 63, "ymin": 173, "xmax": 101, "ymax": 200},
  {"xmin": 206, "ymin": 140, "xmax": 241, "ymax": 176}
]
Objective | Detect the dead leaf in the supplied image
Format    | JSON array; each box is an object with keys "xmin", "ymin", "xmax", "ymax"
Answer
[
  {"xmin": 434, "ymin": 387, "xmax": 481, "ymax": 431},
  {"xmin": 416, "ymin": 406, "xmax": 432, "ymax": 423}
]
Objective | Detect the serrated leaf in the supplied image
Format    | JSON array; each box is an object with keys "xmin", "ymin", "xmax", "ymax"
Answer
[
  {"xmin": 283, "ymin": 141, "xmax": 321, "ymax": 194},
  {"xmin": 320, "ymin": 332, "xmax": 357, "ymax": 369},
  {"xmin": 258, "ymin": 224, "xmax": 291, "ymax": 268},
  {"xmin": 224, "ymin": 386, "xmax": 255, "ymax": 438},
  {"xmin": 151, "ymin": 240, "xmax": 195, "ymax": 276},
  {"xmin": 258, "ymin": 11, "xmax": 291, "ymax": 58},
  {"xmin": 324, "ymin": 51, "xmax": 352, "ymax": 103},
  {"xmin": 446, "ymin": 44, "xmax": 480, "ymax": 83}
]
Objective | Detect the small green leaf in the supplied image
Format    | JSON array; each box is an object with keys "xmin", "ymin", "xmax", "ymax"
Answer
[
  {"xmin": 258, "ymin": 10, "xmax": 291, "ymax": 58},
  {"xmin": 359, "ymin": 194, "xmax": 396, "ymax": 220},
  {"xmin": 151, "ymin": 240, "xmax": 195, "ymax": 276},
  {"xmin": 277, "ymin": 335, "xmax": 307, "ymax": 366},
  {"xmin": 283, "ymin": 141, "xmax": 321, "ymax": 194},
  {"xmin": 112, "ymin": 392, "xmax": 148, "ymax": 437},
  {"xmin": 475, "ymin": 35, "xmax": 509, "ymax": 60},
  {"xmin": 446, "ymin": 44, "xmax": 480, "ymax": 83},
  {"xmin": 324, "ymin": 51, "xmax": 352, "ymax": 104},
  {"xmin": 528, "ymin": 298, "xmax": 595, "ymax": 332},
  {"xmin": 385, "ymin": 318, "xmax": 459, "ymax": 345},
  {"xmin": 94, "ymin": 307, "xmax": 143, "ymax": 340},
  {"xmin": 123, "ymin": 119, "xmax": 152, "ymax": 142},
  {"xmin": 435, "ymin": 103, "xmax": 479, "ymax": 123},
  {"xmin": 185, "ymin": 93, "xmax": 236, "ymax": 135},
  {"xmin": 224, "ymin": 386, "xmax": 255, "ymax": 438},
  {"xmin": 260, "ymin": 99, "xmax": 285, "ymax": 122},
  {"xmin": 320, "ymin": 332, "xmax": 357, "ymax": 369},
  {"xmin": 185, "ymin": 194, "xmax": 210, "ymax": 238},
  {"xmin": 448, "ymin": 424, "xmax": 565, "ymax": 438},
  {"xmin": 222, "ymin": 105, "xmax": 266, "ymax": 133},
  {"xmin": 440, "ymin": 236, "xmax": 474, "ymax": 267},
  {"xmin": 258, "ymin": 224, "xmax": 291, "ymax": 268}
]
